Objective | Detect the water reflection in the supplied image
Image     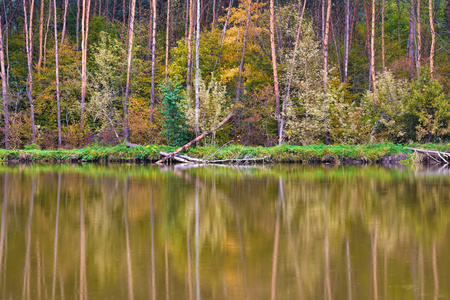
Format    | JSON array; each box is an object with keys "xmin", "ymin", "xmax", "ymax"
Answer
[{"xmin": 0, "ymin": 164, "xmax": 449, "ymax": 299}]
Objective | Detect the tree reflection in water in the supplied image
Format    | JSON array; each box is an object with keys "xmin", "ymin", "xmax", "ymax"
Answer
[{"xmin": 0, "ymin": 164, "xmax": 448, "ymax": 299}]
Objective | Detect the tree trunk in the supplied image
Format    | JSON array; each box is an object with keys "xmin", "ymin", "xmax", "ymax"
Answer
[
  {"xmin": 165, "ymin": 0, "xmax": 170, "ymax": 80},
  {"xmin": 43, "ymin": 0, "xmax": 52, "ymax": 65},
  {"xmin": 37, "ymin": 0, "xmax": 45, "ymax": 74},
  {"xmin": 398, "ymin": 0, "xmax": 401, "ymax": 42},
  {"xmin": 447, "ymin": 0, "xmax": 450, "ymax": 44},
  {"xmin": 80, "ymin": 0, "xmax": 92, "ymax": 121},
  {"xmin": 112, "ymin": 0, "xmax": 116, "ymax": 21},
  {"xmin": 156, "ymin": 113, "xmax": 234, "ymax": 164},
  {"xmin": 416, "ymin": 0, "xmax": 421, "ymax": 75},
  {"xmin": 53, "ymin": 0, "xmax": 62, "ymax": 147},
  {"xmin": 343, "ymin": 0, "xmax": 350, "ymax": 82},
  {"xmin": 212, "ymin": 0, "xmax": 217, "ymax": 27},
  {"xmin": 370, "ymin": 0, "xmax": 376, "ymax": 93},
  {"xmin": 381, "ymin": 0, "xmax": 385, "ymax": 72},
  {"xmin": 407, "ymin": 0, "xmax": 415, "ymax": 78},
  {"xmin": 76, "ymin": 0, "xmax": 80, "ymax": 51},
  {"xmin": 194, "ymin": 0, "xmax": 200, "ymax": 137},
  {"xmin": 349, "ymin": 0, "xmax": 359, "ymax": 48},
  {"xmin": 363, "ymin": 0, "xmax": 371, "ymax": 88},
  {"xmin": 270, "ymin": 0, "xmax": 281, "ymax": 144},
  {"xmin": 123, "ymin": 0, "xmax": 136, "ymax": 141},
  {"xmin": 149, "ymin": 0, "xmax": 157, "ymax": 124},
  {"xmin": 323, "ymin": 0, "xmax": 331, "ymax": 145},
  {"xmin": 22, "ymin": 0, "xmax": 37, "ymax": 144},
  {"xmin": 279, "ymin": 0, "xmax": 306, "ymax": 144},
  {"xmin": 0, "ymin": 17, "xmax": 9, "ymax": 149},
  {"xmin": 61, "ymin": 0, "xmax": 68, "ymax": 43},
  {"xmin": 429, "ymin": 0, "xmax": 435, "ymax": 77},
  {"xmin": 147, "ymin": 0, "xmax": 153, "ymax": 61},
  {"xmin": 187, "ymin": 0, "xmax": 194, "ymax": 93},
  {"xmin": 235, "ymin": 0, "xmax": 252, "ymax": 103}
]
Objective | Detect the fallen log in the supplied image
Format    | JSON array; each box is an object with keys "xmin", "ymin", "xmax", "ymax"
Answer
[
  {"xmin": 156, "ymin": 113, "xmax": 234, "ymax": 164},
  {"xmin": 404, "ymin": 147, "xmax": 450, "ymax": 164}
]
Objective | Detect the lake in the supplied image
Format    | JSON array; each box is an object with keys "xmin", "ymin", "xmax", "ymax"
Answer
[{"xmin": 0, "ymin": 163, "xmax": 449, "ymax": 299}]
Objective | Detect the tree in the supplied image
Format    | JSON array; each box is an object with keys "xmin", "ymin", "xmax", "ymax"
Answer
[
  {"xmin": 123, "ymin": 0, "xmax": 137, "ymax": 140},
  {"xmin": 429, "ymin": 0, "xmax": 435, "ymax": 77},
  {"xmin": 53, "ymin": 0, "xmax": 62, "ymax": 147},
  {"xmin": 149, "ymin": 0, "xmax": 157, "ymax": 124},
  {"xmin": 81, "ymin": 0, "xmax": 92, "ymax": 121},
  {"xmin": 269, "ymin": 0, "xmax": 281, "ymax": 144},
  {"xmin": 195, "ymin": 0, "xmax": 201, "ymax": 136},
  {"xmin": 0, "ymin": 17, "xmax": 9, "ymax": 149},
  {"xmin": 322, "ymin": 0, "xmax": 331, "ymax": 144},
  {"xmin": 22, "ymin": 0, "xmax": 37, "ymax": 144},
  {"xmin": 160, "ymin": 81, "xmax": 190, "ymax": 146}
]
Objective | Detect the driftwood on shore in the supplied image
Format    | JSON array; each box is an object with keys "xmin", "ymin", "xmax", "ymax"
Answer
[
  {"xmin": 158, "ymin": 151, "xmax": 270, "ymax": 165},
  {"xmin": 156, "ymin": 113, "xmax": 235, "ymax": 164},
  {"xmin": 404, "ymin": 147, "xmax": 450, "ymax": 164}
]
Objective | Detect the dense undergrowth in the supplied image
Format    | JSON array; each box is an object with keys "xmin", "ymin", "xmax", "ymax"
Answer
[{"xmin": 0, "ymin": 142, "xmax": 446, "ymax": 164}]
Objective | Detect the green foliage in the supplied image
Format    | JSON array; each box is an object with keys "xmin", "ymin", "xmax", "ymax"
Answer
[
  {"xmin": 408, "ymin": 74, "xmax": 450, "ymax": 142},
  {"xmin": 160, "ymin": 80, "xmax": 191, "ymax": 146}
]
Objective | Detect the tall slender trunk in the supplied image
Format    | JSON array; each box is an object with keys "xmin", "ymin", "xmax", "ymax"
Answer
[
  {"xmin": 147, "ymin": 1, "xmax": 153, "ymax": 61},
  {"xmin": 429, "ymin": 0, "xmax": 435, "ymax": 77},
  {"xmin": 407, "ymin": 0, "xmax": 415, "ymax": 78},
  {"xmin": 0, "ymin": 18, "xmax": 9, "ymax": 149},
  {"xmin": 194, "ymin": 0, "xmax": 200, "ymax": 136},
  {"xmin": 349, "ymin": 0, "xmax": 359, "ymax": 48},
  {"xmin": 381, "ymin": 0, "xmax": 385, "ymax": 72},
  {"xmin": 22, "ymin": 0, "xmax": 37, "ymax": 144},
  {"xmin": 185, "ymin": 0, "xmax": 189, "ymax": 42},
  {"xmin": 53, "ymin": 0, "xmax": 62, "ymax": 147},
  {"xmin": 363, "ymin": 0, "xmax": 371, "ymax": 87},
  {"xmin": 416, "ymin": 0, "xmax": 421, "ymax": 74},
  {"xmin": 61, "ymin": 0, "xmax": 68, "ymax": 43},
  {"xmin": 270, "ymin": 0, "xmax": 281, "ymax": 144},
  {"xmin": 323, "ymin": 0, "xmax": 331, "ymax": 145},
  {"xmin": 123, "ymin": 0, "xmax": 136, "ymax": 141},
  {"xmin": 165, "ymin": 0, "xmax": 170, "ymax": 80},
  {"xmin": 370, "ymin": 0, "xmax": 376, "ymax": 92},
  {"xmin": 235, "ymin": 0, "xmax": 252, "ymax": 103},
  {"xmin": 37, "ymin": 0, "xmax": 45, "ymax": 73},
  {"xmin": 343, "ymin": 0, "xmax": 350, "ymax": 82},
  {"xmin": 187, "ymin": 0, "xmax": 194, "ymax": 93},
  {"xmin": 149, "ymin": 0, "xmax": 157, "ymax": 124},
  {"xmin": 80, "ymin": 0, "xmax": 91, "ymax": 121},
  {"xmin": 43, "ymin": 0, "xmax": 52, "ymax": 65},
  {"xmin": 279, "ymin": 0, "xmax": 306, "ymax": 143},
  {"xmin": 76, "ymin": 0, "xmax": 80, "ymax": 51},
  {"xmin": 212, "ymin": 0, "xmax": 217, "ymax": 27},
  {"xmin": 112, "ymin": 0, "xmax": 116, "ymax": 21}
]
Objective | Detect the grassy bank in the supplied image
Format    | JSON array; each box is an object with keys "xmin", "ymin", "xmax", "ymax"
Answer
[{"xmin": 0, "ymin": 142, "xmax": 444, "ymax": 164}]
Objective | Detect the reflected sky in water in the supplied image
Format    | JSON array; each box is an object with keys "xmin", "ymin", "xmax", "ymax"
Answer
[{"xmin": 0, "ymin": 163, "xmax": 449, "ymax": 299}]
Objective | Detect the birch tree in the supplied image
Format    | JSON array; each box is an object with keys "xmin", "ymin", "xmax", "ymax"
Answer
[
  {"xmin": 322, "ymin": 0, "xmax": 331, "ymax": 144},
  {"xmin": 269, "ymin": 0, "xmax": 281, "ymax": 144},
  {"xmin": 81, "ymin": 0, "xmax": 92, "ymax": 121},
  {"xmin": 149, "ymin": 0, "xmax": 157, "ymax": 124},
  {"xmin": 195, "ymin": 0, "xmax": 200, "ymax": 136},
  {"xmin": 53, "ymin": 0, "xmax": 62, "ymax": 147},
  {"xmin": 0, "ymin": 17, "xmax": 9, "ymax": 149},
  {"xmin": 123, "ymin": 0, "xmax": 137, "ymax": 140},
  {"xmin": 429, "ymin": 0, "xmax": 435, "ymax": 77},
  {"xmin": 22, "ymin": 0, "xmax": 37, "ymax": 144}
]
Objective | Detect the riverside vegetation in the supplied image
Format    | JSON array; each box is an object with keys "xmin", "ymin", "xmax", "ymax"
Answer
[{"xmin": 0, "ymin": 142, "xmax": 449, "ymax": 164}]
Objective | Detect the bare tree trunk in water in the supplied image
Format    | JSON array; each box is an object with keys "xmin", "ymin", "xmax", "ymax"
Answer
[
  {"xmin": 165, "ymin": 0, "xmax": 170, "ymax": 80},
  {"xmin": 429, "ymin": 0, "xmax": 435, "ymax": 77},
  {"xmin": 194, "ymin": 0, "xmax": 200, "ymax": 137},
  {"xmin": 0, "ymin": 18, "xmax": 9, "ymax": 149},
  {"xmin": 123, "ymin": 0, "xmax": 137, "ymax": 140},
  {"xmin": 53, "ymin": 0, "xmax": 62, "ymax": 147},
  {"xmin": 51, "ymin": 174, "xmax": 61, "ymax": 300},
  {"xmin": 22, "ymin": 0, "xmax": 37, "ymax": 144},
  {"xmin": 269, "ymin": 0, "xmax": 281, "ymax": 144},
  {"xmin": 271, "ymin": 179, "xmax": 282, "ymax": 300},
  {"xmin": 149, "ymin": 0, "xmax": 157, "ymax": 124},
  {"xmin": 235, "ymin": 0, "xmax": 252, "ymax": 103}
]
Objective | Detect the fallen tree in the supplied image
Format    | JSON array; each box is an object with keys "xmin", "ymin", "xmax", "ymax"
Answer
[
  {"xmin": 404, "ymin": 147, "xmax": 450, "ymax": 164},
  {"xmin": 156, "ymin": 113, "xmax": 234, "ymax": 164}
]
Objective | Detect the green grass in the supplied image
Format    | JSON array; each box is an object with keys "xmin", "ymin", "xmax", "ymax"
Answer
[{"xmin": 0, "ymin": 141, "xmax": 424, "ymax": 164}]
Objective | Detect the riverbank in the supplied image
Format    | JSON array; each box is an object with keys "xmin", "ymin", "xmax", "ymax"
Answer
[{"xmin": 1, "ymin": 142, "xmax": 447, "ymax": 164}]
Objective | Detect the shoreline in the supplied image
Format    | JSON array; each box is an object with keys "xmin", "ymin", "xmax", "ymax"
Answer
[{"xmin": 0, "ymin": 142, "xmax": 431, "ymax": 165}]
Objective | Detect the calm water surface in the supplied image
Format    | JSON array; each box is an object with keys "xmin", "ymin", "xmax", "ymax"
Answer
[{"xmin": 0, "ymin": 164, "xmax": 449, "ymax": 299}]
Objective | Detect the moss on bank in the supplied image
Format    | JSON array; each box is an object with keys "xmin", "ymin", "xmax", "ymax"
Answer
[{"xmin": 0, "ymin": 142, "xmax": 436, "ymax": 164}]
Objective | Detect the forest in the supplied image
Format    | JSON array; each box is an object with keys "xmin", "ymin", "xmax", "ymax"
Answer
[{"xmin": 0, "ymin": 0, "xmax": 449, "ymax": 149}]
